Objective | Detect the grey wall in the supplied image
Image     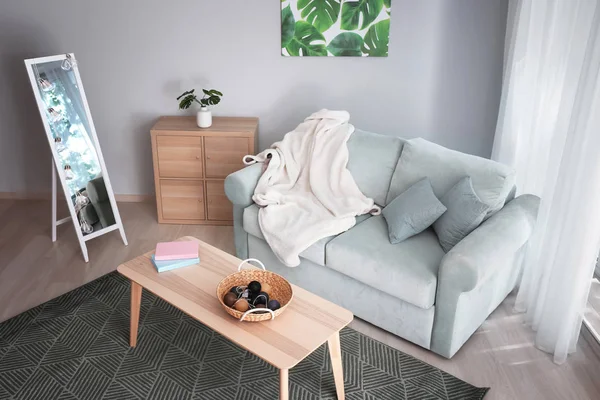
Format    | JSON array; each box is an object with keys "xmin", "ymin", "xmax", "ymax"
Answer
[{"xmin": 0, "ymin": 0, "xmax": 508, "ymax": 196}]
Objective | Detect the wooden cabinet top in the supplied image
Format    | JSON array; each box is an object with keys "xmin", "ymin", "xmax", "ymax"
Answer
[{"xmin": 151, "ymin": 116, "xmax": 258, "ymax": 137}]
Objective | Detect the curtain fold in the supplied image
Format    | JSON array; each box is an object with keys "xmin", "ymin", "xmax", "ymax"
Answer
[{"xmin": 493, "ymin": 0, "xmax": 600, "ymax": 364}]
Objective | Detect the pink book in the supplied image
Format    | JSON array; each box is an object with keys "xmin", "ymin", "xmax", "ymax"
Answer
[{"xmin": 154, "ymin": 241, "xmax": 199, "ymax": 261}]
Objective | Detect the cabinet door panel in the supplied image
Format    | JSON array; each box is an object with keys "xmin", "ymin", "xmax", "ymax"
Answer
[
  {"xmin": 157, "ymin": 136, "xmax": 203, "ymax": 178},
  {"xmin": 206, "ymin": 181, "xmax": 233, "ymax": 221},
  {"xmin": 160, "ymin": 180, "xmax": 205, "ymax": 220},
  {"xmin": 204, "ymin": 137, "xmax": 249, "ymax": 178}
]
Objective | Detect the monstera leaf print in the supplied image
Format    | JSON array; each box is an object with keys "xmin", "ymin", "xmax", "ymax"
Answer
[
  {"xmin": 384, "ymin": 0, "xmax": 391, "ymax": 14},
  {"xmin": 281, "ymin": 5, "xmax": 296, "ymax": 47},
  {"xmin": 297, "ymin": 0, "xmax": 341, "ymax": 33},
  {"xmin": 281, "ymin": 0, "xmax": 391, "ymax": 57},
  {"xmin": 327, "ymin": 32, "xmax": 363, "ymax": 56},
  {"xmin": 286, "ymin": 21, "xmax": 328, "ymax": 56},
  {"xmin": 361, "ymin": 19, "xmax": 389, "ymax": 56},
  {"xmin": 341, "ymin": 0, "xmax": 383, "ymax": 31}
]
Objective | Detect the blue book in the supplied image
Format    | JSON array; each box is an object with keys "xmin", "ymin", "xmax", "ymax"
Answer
[{"xmin": 151, "ymin": 254, "xmax": 199, "ymax": 273}]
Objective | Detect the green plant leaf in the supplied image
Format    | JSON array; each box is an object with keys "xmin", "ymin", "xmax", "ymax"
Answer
[
  {"xmin": 361, "ymin": 18, "xmax": 389, "ymax": 56},
  {"xmin": 281, "ymin": 5, "xmax": 295, "ymax": 48},
  {"xmin": 179, "ymin": 94, "xmax": 196, "ymax": 110},
  {"xmin": 383, "ymin": 0, "xmax": 390, "ymax": 7},
  {"xmin": 176, "ymin": 89, "xmax": 194, "ymax": 100},
  {"xmin": 341, "ymin": 0, "xmax": 383, "ymax": 31},
  {"xmin": 210, "ymin": 89, "xmax": 223, "ymax": 96},
  {"xmin": 297, "ymin": 0, "xmax": 341, "ymax": 33},
  {"xmin": 286, "ymin": 21, "xmax": 327, "ymax": 56},
  {"xmin": 327, "ymin": 32, "xmax": 363, "ymax": 56}
]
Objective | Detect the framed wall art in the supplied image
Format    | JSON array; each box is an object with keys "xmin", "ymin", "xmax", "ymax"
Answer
[{"xmin": 281, "ymin": 0, "xmax": 391, "ymax": 57}]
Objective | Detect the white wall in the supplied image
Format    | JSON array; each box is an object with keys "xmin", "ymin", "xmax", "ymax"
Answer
[{"xmin": 0, "ymin": 0, "xmax": 508, "ymax": 196}]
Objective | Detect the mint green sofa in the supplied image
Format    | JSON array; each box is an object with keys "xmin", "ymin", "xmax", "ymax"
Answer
[{"xmin": 224, "ymin": 130, "xmax": 539, "ymax": 358}]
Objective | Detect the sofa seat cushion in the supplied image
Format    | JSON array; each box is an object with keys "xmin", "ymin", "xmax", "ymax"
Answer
[
  {"xmin": 243, "ymin": 204, "xmax": 371, "ymax": 266},
  {"xmin": 325, "ymin": 215, "xmax": 445, "ymax": 309},
  {"xmin": 386, "ymin": 138, "xmax": 516, "ymax": 216}
]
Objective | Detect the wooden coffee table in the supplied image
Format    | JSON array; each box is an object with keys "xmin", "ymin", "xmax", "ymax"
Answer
[{"xmin": 117, "ymin": 236, "xmax": 353, "ymax": 400}]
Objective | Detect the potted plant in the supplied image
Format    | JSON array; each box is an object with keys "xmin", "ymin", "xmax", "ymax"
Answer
[{"xmin": 177, "ymin": 88, "xmax": 223, "ymax": 128}]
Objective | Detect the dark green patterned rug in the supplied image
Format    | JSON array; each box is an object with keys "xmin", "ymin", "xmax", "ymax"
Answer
[{"xmin": 0, "ymin": 272, "xmax": 489, "ymax": 400}]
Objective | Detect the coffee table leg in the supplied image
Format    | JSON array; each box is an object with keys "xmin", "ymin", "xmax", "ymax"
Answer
[
  {"xmin": 130, "ymin": 281, "xmax": 142, "ymax": 347},
  {"xmin": 280, "ymin": 368, "xmax": 289, "ymax": 400},
  {"xmin": 328, "ymin": 331, "xmax": 345, "ymax": 399}
]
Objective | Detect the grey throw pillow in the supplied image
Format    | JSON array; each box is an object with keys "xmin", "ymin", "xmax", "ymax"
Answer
[
  {"xmin": 433, "ymin": 176, "xmax": 490, "ymax": 252},
  {"xmin": 382, "ymin": 178, "xmax": 447, "ymax": 244}
]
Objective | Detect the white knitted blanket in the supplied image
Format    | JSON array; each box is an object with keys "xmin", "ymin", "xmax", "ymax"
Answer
[{"xmin": 244, "ymin": 110, "xmax": 380, "ymax": 267}]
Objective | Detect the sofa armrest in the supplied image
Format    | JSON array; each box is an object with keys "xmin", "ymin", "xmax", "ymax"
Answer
[
  {"xmin": 224, "ymin": 164, "xmax": 263, "ymax": 207},
  {"xmin": 438, "ymin": 194, "xmax": 540, "ymax": 292},
  {"xmin": 431, "ymin": 194, "xmax": 540, "ymax": 358}
]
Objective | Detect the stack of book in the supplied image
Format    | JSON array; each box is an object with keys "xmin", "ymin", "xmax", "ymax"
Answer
[{"xmin": 151, "ymin": 241, "xmax": 199, "ymax": 273}]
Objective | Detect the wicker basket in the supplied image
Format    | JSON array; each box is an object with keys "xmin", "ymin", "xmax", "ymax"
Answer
[{"xmin": 216, "ymin": 258, "xmax": 293, "ymax": 322}]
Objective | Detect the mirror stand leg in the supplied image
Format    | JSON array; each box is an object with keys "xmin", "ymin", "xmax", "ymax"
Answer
[
  {"xmin": 51, "ymin": 160, "xmax": 57, "ymax": 242},
  {"xmin": 80, "ymin": 240, "xmax": 89, "ymax": 263},
  {"xmin": 119, "ymin": 226, "xmax": 128, "ymax": 246}
]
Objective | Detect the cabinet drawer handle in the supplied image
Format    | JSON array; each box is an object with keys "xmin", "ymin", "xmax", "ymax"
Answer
[
  {"xmin": 198, "ymin": 199, "xmax": 203, "ymax": 203},
  {"xmin": 207, "ymin": 156, "xmax": 211, "ymax": 160},
  {"xmin": 196, "ymin": 156, "xmax": 200, "ymax": 159}
]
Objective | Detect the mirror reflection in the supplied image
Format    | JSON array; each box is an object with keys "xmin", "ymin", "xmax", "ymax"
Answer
[{"xmin": 32, "ymin": 59, "xmax": 116, "ymax": 234}]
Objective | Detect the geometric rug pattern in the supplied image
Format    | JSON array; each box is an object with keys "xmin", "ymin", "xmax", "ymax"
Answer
[{"xmin": 0, "ymin": 272, "xmax": 489, "ymax": 399}]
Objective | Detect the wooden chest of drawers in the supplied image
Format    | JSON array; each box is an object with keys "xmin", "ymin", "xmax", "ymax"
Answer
[{"xmin": 150, "ymin": 116, "xmax": 258, "ymax": 225}]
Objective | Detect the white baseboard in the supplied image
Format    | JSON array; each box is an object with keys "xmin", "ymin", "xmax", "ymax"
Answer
[
  {"xmin": 114, "ymin": 194, "xmax": 154, "ymax": 203},
  {"xmin": 0, "ymin": 192, "xmax": 57, "ymax": 200},
  {"xmin": 0, "ymin": 192, "xmax": 153, "ymax": 203}
]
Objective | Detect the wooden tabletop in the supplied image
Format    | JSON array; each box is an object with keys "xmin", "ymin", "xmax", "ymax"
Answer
[{"xmin": 117, "ymin": 236, "xmax": 353, "ymax": 370}]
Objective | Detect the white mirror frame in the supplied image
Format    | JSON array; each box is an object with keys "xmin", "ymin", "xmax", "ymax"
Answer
[{"xmin": 24, "ymin": 53, "xmax": 128, "ymax": 262}]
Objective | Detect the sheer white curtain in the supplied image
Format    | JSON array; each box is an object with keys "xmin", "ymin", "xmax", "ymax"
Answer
[{"xmin": 493, "ymin": 0, "xmax": 600, "ymax": 364}]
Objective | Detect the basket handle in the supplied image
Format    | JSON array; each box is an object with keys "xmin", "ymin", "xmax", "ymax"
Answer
[
  {"xmin": 240, "ymin": 308, "xmax": 275, "ymax": 322},
  {"xmin": 237, "ymin": 258, "xmax": 266, "ymax": 272}
]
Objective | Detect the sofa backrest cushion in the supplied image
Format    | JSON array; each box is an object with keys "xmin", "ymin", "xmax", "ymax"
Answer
[
  {"xmin": 347, "ymin": 129, "xmax": 405, "ymax": 206},
  {"xmin": 386, "ymin": 138, "xmax": 516, "ymax": 216}
]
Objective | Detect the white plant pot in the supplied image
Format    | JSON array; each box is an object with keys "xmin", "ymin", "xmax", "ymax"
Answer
[{"xmin": 197, "ymin": 107, "xmax": 212, "ymax": 128}]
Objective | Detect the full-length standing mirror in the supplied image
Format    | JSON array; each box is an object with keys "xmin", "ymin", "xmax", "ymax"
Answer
[{"xmin": 24, "ymin": 53, "xmax": 127, "ymax": 262}]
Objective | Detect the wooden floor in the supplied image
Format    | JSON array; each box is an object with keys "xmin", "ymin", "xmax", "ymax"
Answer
[{"xmin": 1, "ymin": 199, "xmax": 600, "ymax": 400}]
